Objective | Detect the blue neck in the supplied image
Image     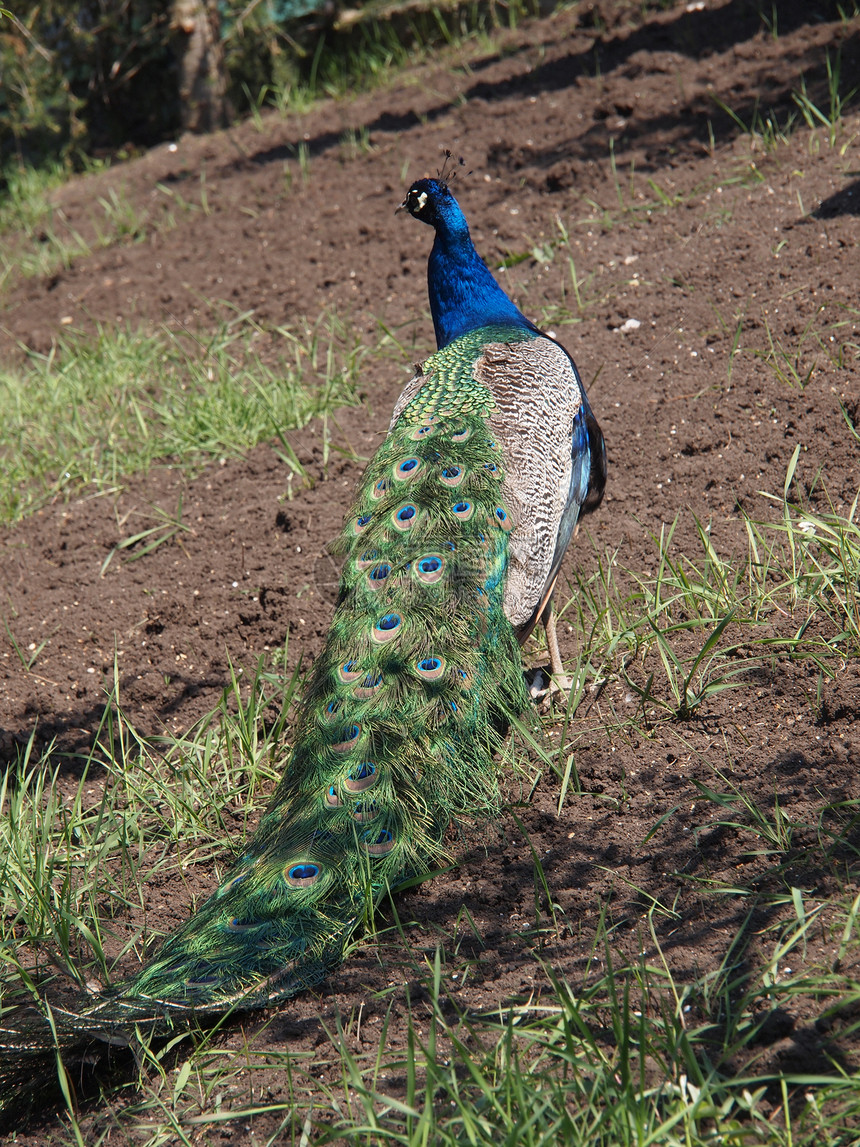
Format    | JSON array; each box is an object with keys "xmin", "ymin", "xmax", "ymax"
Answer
[{"xmin": 427, "ymin": 228, "xmax": 537, "ymax": 350}]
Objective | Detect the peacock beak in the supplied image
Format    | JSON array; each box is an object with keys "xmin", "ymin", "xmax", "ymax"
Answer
[{"xmin": 394, "ymin": 199, "xmax": 408, "ymax": 215}]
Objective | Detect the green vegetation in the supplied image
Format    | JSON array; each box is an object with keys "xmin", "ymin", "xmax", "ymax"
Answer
[
  {"xmin": 0, "ymin": 171, "xmax": 214, "ymax": 290},
  {"xmin": 0, "ymin": 312, "xmax": 367, "ymax": 524},
  {"xmin": 3, "ymin": 468, "xmax": 860, "ymax": 1141},
  {"xmin": 710, "ymin": 45, "xmax": 858, "ymax": 157},
  {"xmin": 704, "ymin": 299, "xmax": 860, "ymax": 392},
  {"xmin": 559, "ymin": 454, "xmax": 860, "ymax": 729},
  {"xmin": 0, "ymin": 0, "xmax": 545, "ymax": 172},
  {"xmin": 229, "ymin": 0, "xmax": 545, "ymax": 121}
]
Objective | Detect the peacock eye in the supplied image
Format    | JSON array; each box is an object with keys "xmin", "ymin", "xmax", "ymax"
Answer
[
  {"xmin": 331, "ymin": 724, "xmax": 362, "ymax": 753},
  {"xmin": 352, "ymin": 801, "xmax": 379, "ymax": 823},
  {"xmin": 493, "ymin": 505, "xmax": 515, "ymax": 531},
  {"xmin": 353, "ymin": 672, "xmax": 383, "ymax": 699},
  {"xmin": 286, "ymin": 863, "xmax": 322, "ymax": 888},
  {"xmin": 393, "ymin": 503, "xmax": 417, "ymax": 530},
  {"xmin": 372, "ymin": 612, "xmax": 403, "ymax": 644},
  {"xmin": 363, "ymin": 828, "xmax": 395, "ymax": 856},
  {"xmin": 439, "ymin": 464, "xmax": 466, "ymax": 488},
  {"xmin": 344, "ymin": 761, "xmax": 378, "ymax": 792},
  {"xmin": 414, "ymin": 553, "xmax": 445, "ymax": 584},
  {"xmin": 415, "ymin": 656, "xmax": 446, "ymax": 681},
  {"xmin": 227, "ymin": 917, "xmax": 262, "ymax": 932}
]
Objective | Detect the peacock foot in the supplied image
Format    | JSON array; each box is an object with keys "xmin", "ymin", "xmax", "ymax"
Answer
[{"xmin": 526, "ymin": 667, "xmax": 574, "ymax": 708}]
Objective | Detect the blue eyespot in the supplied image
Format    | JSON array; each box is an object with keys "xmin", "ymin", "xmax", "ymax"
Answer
[
  {"xmin": 443, "ymin": 467, "xmax": 461, "ymax": 478},
  {"xmin": 454, "ymin": 502, "xmax": 469, "ymax": 513},
  {"xmin": 352, "ymin": 801, "xmax": 379, "ymax": 822},
  {"xmin": 344, "ymin": 761, "xmax": 378, "ymax": 793},
  {"xmin": 354, "ymin": 672, "xmax": 383, "ymax": 699},
  {"xmin": 357, "ymin": 514, "xmax": 372, "ymax": 526},
  {"xmin": 397, "ymin": 505, "xmax": 416, "ymax": 522},
  {"xmin": 370, "ymin": 564, "xmax": 391, "ymax": 581},
  {"xmin": 332, "ymin": 723, "xmax": 361, "ymax": 752},
  {"xmin": 363, "ymin": 828, "xmax": 395, "ymax": 855},
  {"xmin": 494, "ymin": 505, "xmax": 514, "ymax": 531},
  {"xmin": 372, "ymin": 612, "xmax": 403, "ymax": 643},
  {"xmin": 286, "ymin": 863, "xmax": 322, "ymax": 887},
  {"xmin": 414, "ymin": 553, "xmax": 445, "ymax": 584},
  {"xmin": 228, "ymin": 917, "xmax": 261, "ymax": 932},
  {"xmin": 399, "ymin": 458, "xmax": 419, "ymax": 472},
  {"xmin": 290, "ymin": 864, "xmax": 318, "ymax": 881},
  {"xmin": 416, "ymin": 655, "xmax": 446, "ymax": 680}
]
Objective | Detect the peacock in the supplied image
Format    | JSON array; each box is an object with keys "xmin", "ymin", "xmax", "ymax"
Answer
[{"xmin": 0, "ymin": 168, "xmax": 606, "ymax": 1120}]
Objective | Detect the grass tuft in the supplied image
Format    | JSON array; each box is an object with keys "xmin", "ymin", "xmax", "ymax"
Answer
[{"xmin": 0, "ymin": 311, "xmax": 369, "ymax": 524}]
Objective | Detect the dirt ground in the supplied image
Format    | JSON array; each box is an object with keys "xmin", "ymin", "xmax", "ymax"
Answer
[{"xmin": 1, "ymin": 0, "xmax": 860, "ymax": 1138}]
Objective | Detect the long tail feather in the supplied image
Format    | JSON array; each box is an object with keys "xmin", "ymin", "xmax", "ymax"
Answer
[{"xmin": 0, "ymin": 339, "xmax": 530, "ymax": 1117}]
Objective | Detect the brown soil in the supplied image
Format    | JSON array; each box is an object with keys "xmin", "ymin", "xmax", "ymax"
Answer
[{"xmin": 2, "ymin": 0, "xmax": 860, "ymax": 1140}]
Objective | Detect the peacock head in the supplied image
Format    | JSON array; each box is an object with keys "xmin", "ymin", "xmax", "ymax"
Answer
[{"xmin": 398, "ymin": 178, "xmax": 468, "ymax": 237}]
